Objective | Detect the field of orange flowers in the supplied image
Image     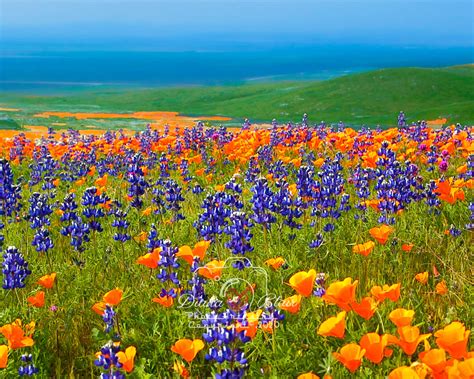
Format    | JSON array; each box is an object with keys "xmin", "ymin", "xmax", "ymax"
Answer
[{"xmin": 0, "ymin": 118, "xmax": 472, "ymax": 378}]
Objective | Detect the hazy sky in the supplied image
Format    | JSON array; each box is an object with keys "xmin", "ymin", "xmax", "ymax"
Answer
[{"xmin": 1, "ymin": 0, "xmax": 473, "ymax": 49}]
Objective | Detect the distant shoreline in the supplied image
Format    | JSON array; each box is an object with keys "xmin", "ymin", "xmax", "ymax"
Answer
[
  {"xmin": 0, "ymin": 69, "xmax": 367, "ymax": 95},
  {"xmin": 1, "ymin": 45, "xmax": 473, "ymax": 94}
]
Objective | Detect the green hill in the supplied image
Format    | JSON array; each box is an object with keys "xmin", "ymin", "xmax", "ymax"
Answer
[{"xmin": 1, "ymin": 65, "xmax": 473, "ymax": 127}]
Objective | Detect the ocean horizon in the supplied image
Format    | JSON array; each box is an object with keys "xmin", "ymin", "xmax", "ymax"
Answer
[{"xmin": 1, "ymin": 45, "xmax": 472, "ymax": 94}]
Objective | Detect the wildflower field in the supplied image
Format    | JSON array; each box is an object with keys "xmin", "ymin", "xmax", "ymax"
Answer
[{"xmin": 0, "ymin": 116, "xmax": 472, "ymax": 378}]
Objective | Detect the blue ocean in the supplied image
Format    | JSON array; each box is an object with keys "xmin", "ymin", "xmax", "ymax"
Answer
[{"xmin": 0, "ymin": 45, "xmax": 472, "ymax": 93}]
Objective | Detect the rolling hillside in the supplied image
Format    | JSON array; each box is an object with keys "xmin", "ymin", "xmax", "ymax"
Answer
[{"xmin": 0, "ymin": 65, "xmax": 473, "ymax": 127}]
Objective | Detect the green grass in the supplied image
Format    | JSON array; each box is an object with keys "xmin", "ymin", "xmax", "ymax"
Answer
[
  {"xmin": 0, "ymin": 117, "xmax": 21, "ymax": 130},
  {"xmin": 1, "ymin": 65, "xmax": 473, "ymax": 129}
]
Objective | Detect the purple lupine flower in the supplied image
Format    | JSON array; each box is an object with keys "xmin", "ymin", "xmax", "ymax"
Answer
[
  {"xmin": 260, "ymin": 301, "xmax": 285, "ymax": 331},
  {"xmin": 202, "ymin": 302, "xmax": 250, "ymax": 378},
  {"xmin": 82, "ymin": 187, "xmax": 108, "ymax": 232},
  {"xmin": 466, "ymin": 202, "xmax": 474, "ymax": 230},
  {"xmin": 0, "ymin": 158, "xmax": 22, "ymax": 218},
  {"xmin": 69, "ymin": 218, "xmax": 91, "ymax": 253},
  {"xmin": 18, "ymin": 354, "xmax": 39, "ymax": 376},
  {"xmin": 126, "ymin": 153, "xmax": 149, "ymax": 209},
  {"xmin": 398, "ymin": 111, "xmax": 407, "ymax": 129},
  {"xmin": 94, "ymin": 341, "xmax": 124, "ymax": 378},
  {"xmin": 2, "ymin": 246, "xmax": 31, "ymax": 289},
  {"xmin": 111, "ymin": 205, "xmax": 131, "ymax": 243},
  {"xmin": 194, "ymin": 192, "xmax": 233, "ymax": 242},
  {"xmin": 28, "ymin": 192, "xmax": 54, "ymax": 253},
  {"xmin": 272, "ymin": 183, "xmax": 304, "ymax": 232},
  {"xmin": 224, "ymin": 211, "xmax": 254, "ymax": 270},
  {"xmin": 183, "ymin": 258, "xmax": 207, "ymax": 303},
  {"xmin": 153, "ymin": 237, "xmax": 181, "ymax": 298},
  {"xmin": 313, "ymin": 272, "xmax": 326, "ymax": 297},
  {"xmin": 250, "ymin": 177, "xmax": 276, "ymax": 230},
  {"xmin": 309, "ymin": 233, "xmax": 324, "ymax": 249},
  {"xmin": 163, "ymin": 179, "xmax": 185, "ymax": 221},
  {"xmin": 102, "ymin": 305, "xmax": 116, "ymax": 333}
]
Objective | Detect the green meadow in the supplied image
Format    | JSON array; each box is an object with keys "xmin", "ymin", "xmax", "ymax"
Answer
[{"xmin": 1, "ymin": 65, "xmax": 473, "ymax": 130}]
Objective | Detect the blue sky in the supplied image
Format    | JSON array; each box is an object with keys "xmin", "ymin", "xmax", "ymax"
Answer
[{"xmin": 1, "ymin": 0, "xmax": 473, "ymax": 49}]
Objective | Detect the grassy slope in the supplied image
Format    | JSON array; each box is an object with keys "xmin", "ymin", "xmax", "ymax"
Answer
[{"xmin": 1, "ymin": 66, "xmax": 473, "ymax": 126}]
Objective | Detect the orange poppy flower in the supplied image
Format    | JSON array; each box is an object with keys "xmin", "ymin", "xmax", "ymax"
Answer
[
  {"xmin": 434, "ymin": 322, "xmax": 470, "ymax": 359},
  {"xmin": 193, "ymin": 240, "xmax": 211, "ymax": 259},
  {"xmin": 260, "ymin": 320, "xmax": 276, "ymax": 334},
  {"xmin": 37, "ymin": 272, "xmax": 56, "ymax": 289},
  {"xmin": 388, "ymin": 366, "xmax": 420, "ymax": 379},
  {"xmin": 323, "ymin": 277, "xmax": 358, "ymax": 311},
  {"xmin": 362, "ymin": 199, "xmax": 381, "ymax": 212},
  {"xmin": 136, "ymin": 248, "xmax": 161, "ymax": 269},
  {"xmin": 350, "ymin": 296, "xmax": 378, "ymax": 320},
  {"xmin": 95, "ymin": 174, "xmax": 108, "ymax": 187},
  {"xmin": 419, "ymin": 348, "xmax": 447, "ymax": 374},
  {"xmin": 198, "ymin": 260, "xmax": 224, "ymax": 280},
  {"xmin": 332, "ymin": 343, "xmax": 365, "ymax": 373},
  {"xmin": 411, "ymin": 362, "xmax": 433, "ymax": 378},
  {"xmin": 279, "ymin": 295, "xmax": 302, "ymax": 314},
  {"xmin": 369, "ymin": 224, "xmax": 394, "ymax": 244},
  {"xmin": 173, "ymin": 360, "xmax": 190, "ymax": 378},
  {"xmin": 288, "ymin": 184, "xmax": 298, "ymax": 197},
  {"xmin": 152, "ymin": 295, "xmax": 174, "ymax": 308},
  {"xmin": 265, "ymin": 257, "xmax": 286, "ymax": 270},
  {"xmin": 394, "ymin": 326, "xmax": 431, "ymax": 355},
  {"xmin": 52, "ymin": 178, "xmax": 60, "ymax": 187},
  {"xmin": 171, "ymin": 339, "xmax": 205, "ymax": 363},
  {"xmin": 134, "ymin": 231, "xmax": 148, "ymax": 242},
  {"xmin": 177, "ymin": 241, "xmax": 210, "ymax": 265},
  {"xmin": 188, "ymin": 154, "xmax": 202, "ymax": 164},
  {"xmin": 297, "ymin": 373, "xmax": 320, "ymax": 379},
  {"xmin": 436, "ymin": 280, "xmax": 448, "ymax": 295},
  {"xmin": 415, "ymin": 272, "xmax": 429, "ymax": 285},
  {"xmin": 371, "ymin": 283, "xmax": 401, "ymax": 303},
  {"xmin": 352, "ymin": 241, "xmax": 375, "ymax": 256},
  {"xmin": 288, "ymin": 269, "xmax": 316, "ymax": 297},
  {"xmin": 389, "ymin": 308, "xmax": 415, "ymax": 327},
  {"xmin": 195, "ymin": 168, "xmax": 205, "ymax": 176},
  {"xmin": 141, "ymin": 207, "xmax": 153, "ymax": 216},
  {"xmin": 0, "ymin": 322, "xmax": 34, "ymax": 349},
  {"xmin": 359, "ymin": 333, "xmax": 392, "ymax": 364},
  {"xmin": 0, "ymin": 345, "xmax": 8, "ymax": 369},
  {"xmin": 314, "ymin": 157, "xmax": 325, "ymax": 167},
  {"xmin": 317, "ymin": 311, "xmax": 346, "ymax": 339},
  {"xmin": 456, "ymin": 164, "xmax": 467, "ymax": 174},
  {"xmin": 75, "ymin": 178, "xmax": 86, "ymax": 186},
  {"xmin": 103, "ymin": 288, "xmax": 123, "ymax": 306},
  {"xmin": 116, "ymin": 346, "xmax": 136, "ymax": 373},
  {"xmin": 92, "ymin": 301, "xmax": 106, "ymax": 316},
  {"xmin": 236, "ymin": 310, "xmax": 262, "ymax": 339},
  {"xmin": 27, "ymin": 291, "xmax": 45, "ymax": 308},
  {"xmin": 402, "ymin": 243, "xmax": 414, "ymax": 252},
  {"xmin": 436, "ymin": 179, "xmax": 465, "ymax": 204},
  {"xmin": 456, "ymin": 357, "xmax": 474, "ymax": 378},
  {"xmin": 444, "ymin": 358, "xmax": 474, "ymax": 379}
]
